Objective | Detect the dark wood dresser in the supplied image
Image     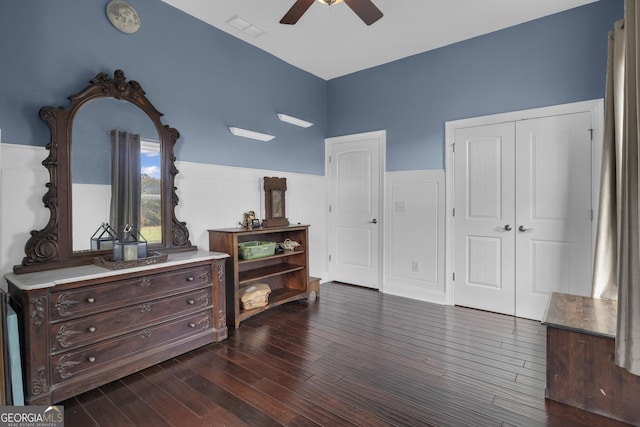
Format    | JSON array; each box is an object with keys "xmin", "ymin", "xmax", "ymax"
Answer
[
  {"xmin": 5, "ymin": 250, "xmax": 228, "ymax": 405},
  {"xmin": 543, "ymin": 292, "xmax": 640, "ymax": 425}
]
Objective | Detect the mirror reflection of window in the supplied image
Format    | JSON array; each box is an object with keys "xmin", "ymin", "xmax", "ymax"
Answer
[{"xmin": 140, "ymin": 139, "xmax": 161, "ymax": 244}]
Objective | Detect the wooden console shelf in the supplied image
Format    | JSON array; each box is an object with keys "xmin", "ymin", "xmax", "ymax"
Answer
[
  {"xmin": 208, "ymin": 225, "xmax": 316, "ymax": 329},
  {"xmin": 238, "ymin": 262, "xmax": 304, "ymax": 284}
]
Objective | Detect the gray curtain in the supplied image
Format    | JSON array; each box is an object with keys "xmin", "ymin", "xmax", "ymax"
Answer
[
  {"xmin": 593, "ymin": 19, "xmax": 626, "ymax": 300},
  {"xmin": 109, "ymin": 130, "xmax": 141, "ymax": 234},
  {"xmin": 592, "ymin": 1, "xmax": 640, "ymax": 376},
  {"xmin": 618, "ymin": 0, "xmax": 640, "ymax": 376}
]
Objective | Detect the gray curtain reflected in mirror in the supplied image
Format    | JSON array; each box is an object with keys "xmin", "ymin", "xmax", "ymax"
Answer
[{"xmin": 109, "ymin": 130, "xmax": 141, "ymax": 235}]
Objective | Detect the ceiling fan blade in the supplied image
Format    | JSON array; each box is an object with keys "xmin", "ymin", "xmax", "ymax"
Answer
[
  {"xmin": 343, "ymin": 0, "xmax": 383, "ymax": 25},
  {"xmin": 280, "ymin": 0, "xmax": 315, "ymax": 25}
]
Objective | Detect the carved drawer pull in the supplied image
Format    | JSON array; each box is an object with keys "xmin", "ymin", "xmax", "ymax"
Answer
[
  {"xmin": 88, "ymin": 326, "xmax": 96, "ymax": 333},
  {"xmin": 139, "ymin": 277, "xmax": 151, "ymax": 288},
  {"xmin": 87, "ymin": 356, "xmax": 96, "ymax": 363},
  {"xmin": 140, "ymin": 303, "xmax": 152, "ymax": 313},
  {"xmin": 188, "ymin": 322, "xmax": 196, "ymax": 328},
  {"xmin": 187, "ymin": 299, "xmax": 195, "ymax": 305},
  {"xmin": 186, "ymin": 276, "xmax": 195, "ymax": 282},
  {"xmin": 86, "ymin": 297, "xmax": 95, "ymax": 304}
]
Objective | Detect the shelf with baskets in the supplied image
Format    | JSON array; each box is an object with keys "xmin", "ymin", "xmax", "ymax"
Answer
[{"xmin": 208, "ymin": 224, "xmax": 317, "ymax": 329}]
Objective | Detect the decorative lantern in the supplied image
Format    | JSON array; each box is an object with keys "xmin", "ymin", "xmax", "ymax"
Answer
[
  {"xmin": 90, "ymin": 222, "xmax": 118, "ymax": 250},
  {"xmin": 112, "ymin": 224, "xmax": 148, "ymax": 261}
]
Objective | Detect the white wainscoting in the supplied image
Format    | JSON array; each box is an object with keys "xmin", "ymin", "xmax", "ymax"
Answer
[
  {"xmin": 73, "ymin": 183, "xmax": 111, "ymax": 251},
  {"xmin": 174, "ymin": 160, "xmax": 327, "ymax": 281},
  {"xmin": 383, "ymin": 170, "xmax": 446, "ymax": 304},
  {"xmin": 1, "ymin": 142, "xmax": 447, "ymax": 303},
  {"xmin": 0, "ymin": 144, "xmax": 328, "ymax": 285},
  {"xmin": 1, "ymin": 144, "xmax": 50, "ymax": 283}
]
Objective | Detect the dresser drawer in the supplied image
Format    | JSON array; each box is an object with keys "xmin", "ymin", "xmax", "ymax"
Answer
[
  {"xmin": 50, "ymin": 264, "xmax": 212, "ymax": 320},
  {"xmin": 50, "ymin": 287, "xmax": 212, "ymax": 353},
  {"xmin": 51, "ymin": 310, "xmax": 213, "ymax": 384}
]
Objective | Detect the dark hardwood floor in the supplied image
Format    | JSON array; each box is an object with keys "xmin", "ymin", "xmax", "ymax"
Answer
[{"xmin": 61, "ymin": 282, "xmax": 633, "ymax": 426}]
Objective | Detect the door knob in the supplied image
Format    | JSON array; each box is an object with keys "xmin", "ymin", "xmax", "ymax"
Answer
[
  {"xmin": 369, "ymin": 219, "xmax": 378, "ymax": 224},
  {"xmin": 519, "ymin": 225, "xmax": 534, "ymax": 232},
  {"xmin": 504, "ymin": 225, "xmax": 512, "ymax": 231}
]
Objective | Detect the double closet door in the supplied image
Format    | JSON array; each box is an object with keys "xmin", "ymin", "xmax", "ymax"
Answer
[{"xmin": 453, "ymin": 112, "xmax": 593, "ymax": 320}]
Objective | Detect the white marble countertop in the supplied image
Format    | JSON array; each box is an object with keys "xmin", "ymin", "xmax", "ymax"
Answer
[{"xmin": 5, "ymin": 249, "xmax": 229, "ymax": 291}]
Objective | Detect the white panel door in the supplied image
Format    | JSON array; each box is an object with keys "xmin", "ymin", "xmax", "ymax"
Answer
[
  {"xmin": 327, "ymin": 134, "xmax": 382, "ymax": 289},
  {"xmin": 453, "ymin": 112, "xmax": 593, "ymax": 320},
  {"xmin": 514, "ymin": 112, "xmax": 593, "ymax": 319},
  {"xmin": 453, "ymin": 122, "xmax": 516, "ymax": 315}
]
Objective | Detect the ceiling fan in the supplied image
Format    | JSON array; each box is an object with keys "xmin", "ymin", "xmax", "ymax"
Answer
[{"xmin": 280, "ymin": 0, "xmax": 383, "ymax": 26}]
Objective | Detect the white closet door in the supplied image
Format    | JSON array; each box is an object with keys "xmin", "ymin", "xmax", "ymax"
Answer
[
  {"xmin": 453, "ymin": 112, "xmax": 593, "ymax": 320},
  {"xmin": 514, "ymin": 112, "xmax": 593, "ymax": 320},
  {"xmin": 453, "ymin": 122, "xmax": 516, "ymax": 315}
]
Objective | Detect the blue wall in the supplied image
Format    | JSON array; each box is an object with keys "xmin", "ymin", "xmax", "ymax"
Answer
[
  {"xmin": 328, "ymin": 0, "xmax": 624, "ymax": 171},
  {"xmin": 0, "ymin": 0, "xmax": 327, "ymax": 175},
  {"xmin": 0, "ymin": 1, "xmax": 624, "ymax": 175}
]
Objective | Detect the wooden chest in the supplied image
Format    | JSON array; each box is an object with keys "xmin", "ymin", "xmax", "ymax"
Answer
[{"xmin": 543, "ymin": 293, "xmax": 640, "ymax": 425}]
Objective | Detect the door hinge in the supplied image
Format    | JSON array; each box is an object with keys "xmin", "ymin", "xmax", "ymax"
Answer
[
  {"xmin": 453, "ymin": 272, "xmax": 456, "ymax": 281},
  {"xmin": 452, "ymin": 208, "xmax": 455, "ymax": 217},
  {"xmin": 328, "ymin": 155, "xmax": 332, "ymax": 163},
  {"xmin": 591, "ymin": 209, "xmax": 594, "ymax": 221},
  {"xmin": 329, "ymin": 254, "xmax": 332, "ymax": 262},
  {"xmin": 329, "ymin": 205, "xmax": 332, "ymax": 213},
  {"xmin": 589, "ymin": 128, "xmax": 594, "ymax": 140},
  {"xmin": 452, "ymin": 142, "xmax": 455, "ymax": 153}
]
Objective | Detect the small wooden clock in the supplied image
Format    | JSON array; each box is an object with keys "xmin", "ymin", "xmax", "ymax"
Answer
[{"xmin": 262, "ymin": 177, "xmax": 289, "ymax": 228}]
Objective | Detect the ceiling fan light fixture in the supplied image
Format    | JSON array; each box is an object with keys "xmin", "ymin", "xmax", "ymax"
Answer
[{"xmin": 281, "ymin": 0, "xmax": 381, "ymax": 26}]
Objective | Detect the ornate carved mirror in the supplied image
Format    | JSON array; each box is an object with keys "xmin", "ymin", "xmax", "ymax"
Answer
[{"xmin": 14, "ymin": 70, "xmax": 195, "ymax": 274}]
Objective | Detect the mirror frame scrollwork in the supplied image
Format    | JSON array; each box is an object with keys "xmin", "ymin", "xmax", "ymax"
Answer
[{"xmin": 14, "ymin": 70, "xmax": 195, "ymax": 274}]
